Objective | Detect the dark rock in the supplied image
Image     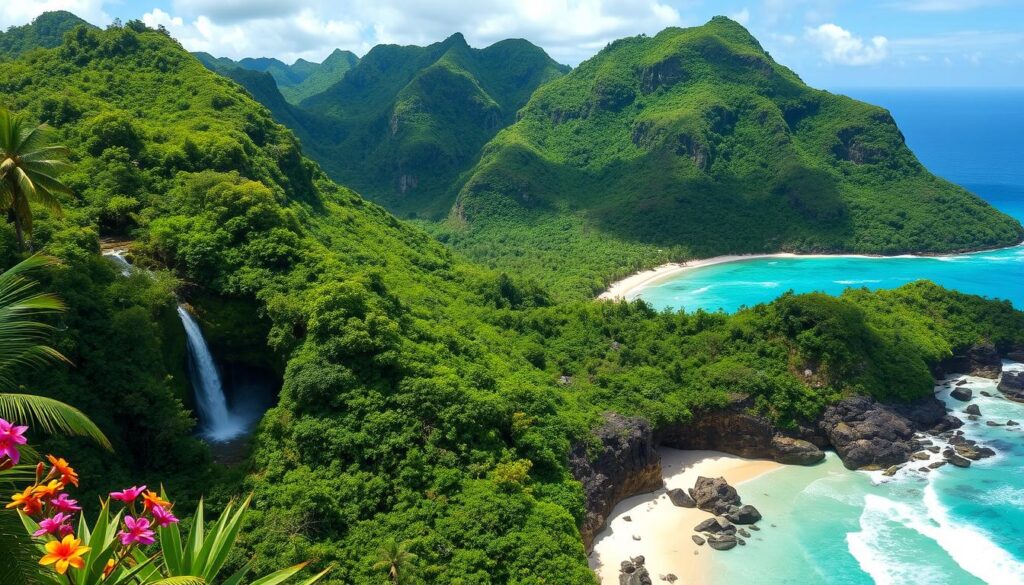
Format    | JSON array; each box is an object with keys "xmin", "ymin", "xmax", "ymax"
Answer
[
  {"xmin": 986, "ymin": 421, "xmax": 1004, "ymax": 427},
  {"xmin": 912, "ymin": 451, "xmax": 930, "ymax": 460},
  {"xmin": 738, "ymin": 528, "xmax": 751, "ymax": 538},
  {"xmin": 926, "ymin": 446, "xmax": 940, "ymax": 453},
  {"xmin": 882, "ymin": 465, "xmax": 902, "ymax": 476},
  {"xmin": 570, "ymin": 414, "xmax": 663, "ymax": 550},
  {"xmin": 945, "ymin": 453, "xmax": 971, "ymax": 468},
  {"xmin": 997, "ymin": 371, "xmax": 1024, "ymax": 402},
  {"xmin": 936, "ymin": 342, "xmax": 1002, "ymax": 378},
  {"xmin": 624, "ymin": 516, "xmax": 632, "ymax": 522},
  {"xmin": 749, "ymin": 524, "xmax": 760, "ymax": 531},
  {"xmin": 619, "ymin": 557, "xmax": 653, "ymax": 585},
  {"xmin": 928, "ymin": 461, "xmax": 946, "ymax": 469},
  {"xmin": 950, "ymin": 387, "xmax": 973, "ymax": 402},
  {"xmin": 771, "ymin": 436, "xmax": 825, "ymax": 465},
  {"xmin": 980, "ymin": 391, "xmax": 993, "ymax": 397},
  {"xmin": 820, "ymin": 397, "xmax": 915, "ymax": 470},
  {"xmin": 737, "ymin": 537, "xmax": 747, "ymax": 546},
  {"xmin": 667, "ymin": 488, "xmax": 696, "ymax": 508},
  {"xmin": 965, "ymin": 404, "xmax": 981, "ymax": 416},
  {"xmin": 968, "ymin": 415, "xmax": 980, "ymax": 421},
  {"xmin": 691, "ymin": 535, "xmax": 705, "ymax": 546},
  {"xmin": 724, "ymin": 504, "xmax": 762, "ymax": 525},
  {"xmin": 1008, "ymin": 420, "xmax": 1020, "ymax": 426},
  {"xmin": 692, "ymin": 477, "xmax": 741, "ymax": 515},
  {"xmin": 707, "ymin": 534, "xmax": 738, "ymax": 551},
  {"xmin": 632, "ymin": 535, "xmax": 641, "ymax": 541},
  {"xmin": 694, "ymin": 516, "xmax": 735, "ymax": 535},
  {"xmin": 955, "ymin": 379, "xmax": 969, "ymax": 386},
  {"xmin": 665, "ymin": 574, "xmax": 677, "ymax": 583},
  {"xmin": 919, "ymin": 466, "xmax": 932, "ymax": 473}
]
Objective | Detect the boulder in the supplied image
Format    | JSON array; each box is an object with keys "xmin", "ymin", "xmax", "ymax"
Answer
[
  {"xmin": 737, "ymin": 528, "xmax": 751, "ymax": 538},
  {"xmin": 691, "ymin": 535, "xmax": 705, "ymax": 546},
  {"xmin": 965, "ymin": 404, "xmax": 981, "ymax": 416},
  {"xmin": 997, "ymin": 371, "xmax": 1024, "ymax": 402},
  {"xmin": 694, "ymin": 516, "xmax": 735, "ymax": 535},
  {"xmin": 667, "ymin": 488, "xmax": 696, "ymax": 508},
  {"xmin": 692, "ymin": 477, "xmax": 741, "ymax": 514},
  {"xmin": 570, "ymin": 414, "xmax": 663, "ymax": 550},
  {"xmin": 770, "ymin": 436, "xmax": 825, "ymax": 465},
  {"xmin": 820, "ymin": 397, "xmax": 915, "ymax": 470},
  {"xmin": 619, "ymin": 557, "xmax": 653, "ymax": 585},
  {"xmin": 724, "ymin": 504, "xmax": 762, "ymax": 525},
  {"xmin": 944, "ymin": 453, "xmax": 971, "ymax": 468},
  {"xmin": 936, "ymin": 342, "xmax": 1002, "ymax": 378},
  {"xmin": 950, "ymin": 387, "xmax": 973, "ymax": 402},
  {"xmin": 706, "ymin": 534, "xmax": 738, "ymax": 551}
]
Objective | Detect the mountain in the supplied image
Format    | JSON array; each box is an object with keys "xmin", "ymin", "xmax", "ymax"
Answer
[
  {"xmin": 193, "ymin": 49, "xmax": 359, "ymax": 104},
  {"xmin": 441, "ymin": 17, "xmax": 1024, "ymax": 298},
  {"xmin": 296, "ymin": 33, "xmax": 570, "ymax": 217},
  {"xmin": 0, "ymin": 10, "xmax": 92, "ymax": 57}
]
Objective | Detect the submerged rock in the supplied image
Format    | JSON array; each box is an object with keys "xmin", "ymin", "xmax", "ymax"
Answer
[
  {"xmin": 724, "ymin": 504, "xmax": 762, "ymax": 525},
  {"xmin": 950, "ymin": 387, "xmax": 973, "ymax": 402},
  {"xmin": 964, "ymin": 404, "xmax": 981, "ymax": 416}
]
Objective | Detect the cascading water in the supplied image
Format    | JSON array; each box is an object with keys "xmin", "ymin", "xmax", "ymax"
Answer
[{"xmin": 177, "ymin": 306, "xmax": 246, "ymax": 442}]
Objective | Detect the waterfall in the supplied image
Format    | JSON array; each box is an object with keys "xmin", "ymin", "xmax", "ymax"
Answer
[
  {"xmin": 104, "ymin": 249, "xmax": 133, "ymax": 276},
  {"xmin": 177, "ymin": 306, "xmax": 246, "ymax": 442}
]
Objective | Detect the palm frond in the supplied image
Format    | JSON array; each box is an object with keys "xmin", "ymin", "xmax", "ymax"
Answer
[
  {"xmin": 0, "ymin": 394, "xmax": 111, "ymax": 450},
  {"xmin": 0, "ymin": 511, "xmax": 46, "ymax": 585},
  {"xmin": 147, "ymin": 578, "xmax": 207, "ymax": 585}
]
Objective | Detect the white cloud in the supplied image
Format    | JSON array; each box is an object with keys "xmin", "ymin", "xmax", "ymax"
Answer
[
  {"xmin": 730, "ymin": 7, "xmax": 751, "ymax": 24},
  {"xmin": 805, "ymin": 23, "xmax": 888, "ymax": 65},
  {"xmin": 0, "ymin": 0, "xmax": 109, "ymax": 29},
  {"xmin": 888, "ymin": 0, "xmax": 1004, "ymax": 12}
]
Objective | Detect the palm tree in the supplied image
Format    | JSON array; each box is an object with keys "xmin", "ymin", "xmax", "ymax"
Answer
[
  {"xmin": 0, "ymin": 254, "xmax": 109, "ymax": 448},
  {"xmin": 0, "ymin": 109, "xmax": 71, "ymax": 252},
  {"xmin": 373, "ymin": 539, "xmax": 418, "ymax": 584}
]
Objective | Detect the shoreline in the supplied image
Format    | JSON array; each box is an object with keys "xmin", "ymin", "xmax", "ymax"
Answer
[
  {"xmin": 597, "ymin": 242, "xmax": 1024, "ymax": 301},
  {"xmin": 588, "ymin": 448, "xmax": 783, "ymax": 585}
]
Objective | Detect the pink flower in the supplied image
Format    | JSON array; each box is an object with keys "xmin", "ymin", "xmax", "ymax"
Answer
[
  {"xmin": 33, "ymin": 513, "xmax": 72, "ymax": 537},
  {"xmin": 117, "ymin": 516, "xmax": 155, "ymax": 546},
  {"xmin": 50, "ymin": 494, "xmax": 81, "ymax": 513},
  {"xmin": 150, "ymin": 505, "xmax": 179, "ymax": 528},
  {"xmin": 59, "ymin": 523, "xmax": 74, "ymax": 537},
  {"xmin": 109, "ymin": 485, "xmax": 146, "ymax": 503},
  {"xmin": 0, "ymin": 418, "xmax": 28, "ymax": 464}
]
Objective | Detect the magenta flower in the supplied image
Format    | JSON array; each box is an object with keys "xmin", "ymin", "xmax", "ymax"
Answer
[
  {"xmin": 50, "ymin": 493, "xmax": 82, "ymax": 513},
  {"xmin": 33, "ymin": 513, "xmax": 72, "ymax": 537},
  {"xmin": 117, "ymin": 516, "xmax": 155, "ymax": 546},
  {"xmin": 0, "ymin": 418, "xmax": 28, "ymax": 464},
  {"xmin": 109, "ymin": 485, "xmax": 146, "ymax": 503},
  {"xmin": 59, "ymin": 523, "xmax": 74, "ymax": 537},
  {"xmin": 150, "ymin": 505, "xmax": 179, "ymax": 528}
]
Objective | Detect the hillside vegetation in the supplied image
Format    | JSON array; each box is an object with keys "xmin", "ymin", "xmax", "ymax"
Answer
[
  {"xmin": 0, "ymin": 10, "xmax": 92, "ymax": 57},
  {"xmin": 440, "ymin": 17, "xmax": 1023, "ymax": 298},
  {"xmin": 194, "ymin": 48, "xmax": 359, "ymax": 104},
  {"xmin": 2, "ymin": 15, "xmax": 1024, "ymax": 584}
]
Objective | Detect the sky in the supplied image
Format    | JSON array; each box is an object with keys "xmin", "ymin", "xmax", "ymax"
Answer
[{"xmin": 1, "ymin": 0, "xmax": 1023, "ymax": 88}]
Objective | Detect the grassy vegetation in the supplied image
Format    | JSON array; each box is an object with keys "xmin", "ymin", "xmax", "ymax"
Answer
[
  {"xmin": 2, "ymin": 15, "xmax": 1023, "ymax": 584},
  {"xmin": 194, "ymin": 49, "xmax": 359, "ymax": 105},
  {"xmin": 444, "ymin": 16, "xmax": 1024, "ymax": 299}
]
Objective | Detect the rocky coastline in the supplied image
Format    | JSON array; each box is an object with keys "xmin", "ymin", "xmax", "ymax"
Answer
[{"xmin": 573, "ymin": 342, "xmax": 1024, "ymax": 562}]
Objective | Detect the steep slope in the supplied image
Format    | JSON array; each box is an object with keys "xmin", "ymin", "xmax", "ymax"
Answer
[
  {"xmin": 0, "ymin": 10, "xmax": 93, "ymax": 57},
  {"xmin": 442, "ymin": 17, "xmax": 1024, "ymax": 299},
  {"xmin": 193, "ymin": 49, "xmax": 358, "ymax": 104},
  {"xmin": 281, "ymin": 48, "xmax": 358, "ymax": 103},
  {"xmin": 298, "ymin": 33, "xmax": 570, "ymax": 217}
]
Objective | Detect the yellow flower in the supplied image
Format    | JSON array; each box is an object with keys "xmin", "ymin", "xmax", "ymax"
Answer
[
  {"xmin": 39, "ymin": 534, "xmax": 90, "ymax": 575},
  {"xmin": 142, "ymin": 490, "xmax": 170, "ymax": 511},
  {"xmin": 47, "ymin": 455, "xmax": 79, "ymax": 487},
  {"xmin": 103, "ymin": 558, "xmax": 117, "ymax": 578},
  {"xmin": 32, "ymin": 479, "xmax": 63, "ymax": 500},
  {"xmin": 6, "ymin": 486, "xmax": 42, "ymax": 515}
]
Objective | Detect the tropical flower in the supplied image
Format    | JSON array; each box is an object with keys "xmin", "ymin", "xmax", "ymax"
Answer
[
  {"xmin": 39, "ymin": 534, "xmax": 90, "ymax": 575},
  {"xmin": 103, "ymin": 558, "xmax": 117, "ymax": 578},
  {"xmin": 46, "ymin": 455, "xmax": 79, "ymax": 487},
  {"xmin": 7, "ymin": 486, "xmax": 42, "ymax": 515},
  {"xmin": 32, "ymin": 479, "xmax": 63, "ymax": 500},
  {"xmin": 0, "ymin": 418, "xmax": 28, "ymax": 464},
  {"xmin": 142, "ymin": 489, "xmax": 170, "ymax": 511},
  {"xmin": 150, "ymin": 504, "xmax": 179, "ymax": 527},
  {"xmin": 33, "ymin": 512, "xmax": 72, "ymax": 537},
  {"xmin": 117, "ymin": 515, "xmax": 155, "ymax": 546},
  {"xmin": 50, "ymin": 493, "xmax": 81, "ymax": 513},
  {"xmin": 109, "ymin": 485, "xmax": 146, "ymax": 503}
]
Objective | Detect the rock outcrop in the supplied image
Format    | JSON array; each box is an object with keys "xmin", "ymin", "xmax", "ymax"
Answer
[
  {"xmin": 570, "ymin": 414, "xmax": 663, "ymax": 550},
  {"xmin": 618, "ymin": 556, "xmax": 653, "ymax": 585},
  {"xmin": 820, "ymin": 396, "xmax": 962, "ymax": 470},
  {"xmin": 659, "ymin": 396, "xmax": 824, "ymax": 465},
  {"xmin": 936, "ymin": 342, "xmax": 1002, "ymax": 378},
  {"xmin": 998, "ymin": 371, "xmax": 1024, "ymax": 402},
  {"xmin": 691, "ymin": 476, "xmax": 741, "ymax": 515}
]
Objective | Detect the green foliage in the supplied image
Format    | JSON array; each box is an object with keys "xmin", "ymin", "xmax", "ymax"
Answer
[
  {"xmin": 444, "ymin": 17, "xmax": 1024, "ymax": 299},
  {"xmin": 0, "ymin": 11, "xmax": 92, "ymax": 59}
]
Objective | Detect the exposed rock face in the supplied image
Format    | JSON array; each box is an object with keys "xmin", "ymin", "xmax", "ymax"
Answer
[
  {"xmin": 619, "ymin": 557, "xmax": 652, "ymax": 585},
  {"xmin": 998, "ymin": 371, "xmax": 1024, "ymax": 402},
  {"xmin": 936, "ymin": 343, "xmax": 1002, "ymax": 379},
  {"xmin": 570, "ymin": 414, "xmax": 662, "ymax": 550},
  {"xmin": 820, "ymin": 396, "xmax": 961, "ymax": 470},
  {"xmin": 667, "ymin": 488, "xmax": 696, "ymax": 508},
  {"xmin": 691, "ymin": 476, "xmax": 741, "ymax": 515},
  {"xmin": 659, "ymin": 398, "xmax": 824, "ymax": 465}
]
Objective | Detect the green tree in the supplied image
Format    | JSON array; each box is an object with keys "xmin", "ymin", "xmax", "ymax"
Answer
[
  {"xmin": 0, "ymin": 109, "xmax": 71, "ymax": 252},
  {"xmin": 373, "ymin": 539, "xmax": 418, "ymax": 584}
]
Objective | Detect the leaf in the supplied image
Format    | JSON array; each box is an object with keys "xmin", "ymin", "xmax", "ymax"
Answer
[
  {"xmin": 0, "ymin": 394, "xmax": 111, "ymax": 450},
  {"xmin": 0, "ymin": 510, "xmax": 46, "ymax": 585}
]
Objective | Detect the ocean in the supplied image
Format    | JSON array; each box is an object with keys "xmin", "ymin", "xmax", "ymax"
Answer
[{"xmin": 633, "ymin": 89, "xmax": 1024, "ymax": 584}]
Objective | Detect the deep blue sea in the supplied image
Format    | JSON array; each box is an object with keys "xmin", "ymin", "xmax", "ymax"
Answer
[{"xmin": 633, "ymin": 90, "xmax": 1024, "ymax": 584}]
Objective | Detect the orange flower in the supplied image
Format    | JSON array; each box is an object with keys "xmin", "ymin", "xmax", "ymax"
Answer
[
  {"xmin": 39, "ymin": 534, "xmax": 90, "ymax": 575},
  {"xmin": 47, "ymin": 455, "xmax": 79, "ymax": 487},
  {"xmin": 103, "ymin": 558, "xmax": 117, "ymax": 578},
  {"xmin": 6, "ymin": 486, "xmax": 42, "ymax": 515},
  {"xmin": 32, "ymin": 479, "xmax": 63, "ymax": 500},
  {"xmin": 142, "ymin": 490, "xmax": 170, "ymax": 511}
]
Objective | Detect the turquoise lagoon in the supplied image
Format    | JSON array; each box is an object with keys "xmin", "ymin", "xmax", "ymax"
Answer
[{"xmin": 633, "ymin": 90, "xmax": 1024, "ymax": 584}]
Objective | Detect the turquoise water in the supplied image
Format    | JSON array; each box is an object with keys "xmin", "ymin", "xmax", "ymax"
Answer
[{"xmin": 634, "ymin": 90, "xmax": 1024, "ymax": 584}]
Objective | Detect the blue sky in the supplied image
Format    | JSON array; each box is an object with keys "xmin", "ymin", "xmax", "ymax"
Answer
[{"xmin": 2, "ymin": 1, "xmax": 1023, "ymax": 88}]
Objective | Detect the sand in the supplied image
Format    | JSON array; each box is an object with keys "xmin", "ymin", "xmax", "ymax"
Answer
[{"xmin": 588, "ymin": 448, "xmax": 782, "ymax": 585}]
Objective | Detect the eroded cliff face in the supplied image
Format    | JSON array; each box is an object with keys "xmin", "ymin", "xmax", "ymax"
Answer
[{"xmin": 569, "ymin": 413, "xmax": 663, "ymax": 550}]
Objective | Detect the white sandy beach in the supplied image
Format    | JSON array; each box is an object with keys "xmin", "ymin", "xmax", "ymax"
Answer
[{"xmin": 589, "ymin": 448, "xmax": 782, "ymax": 585}]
